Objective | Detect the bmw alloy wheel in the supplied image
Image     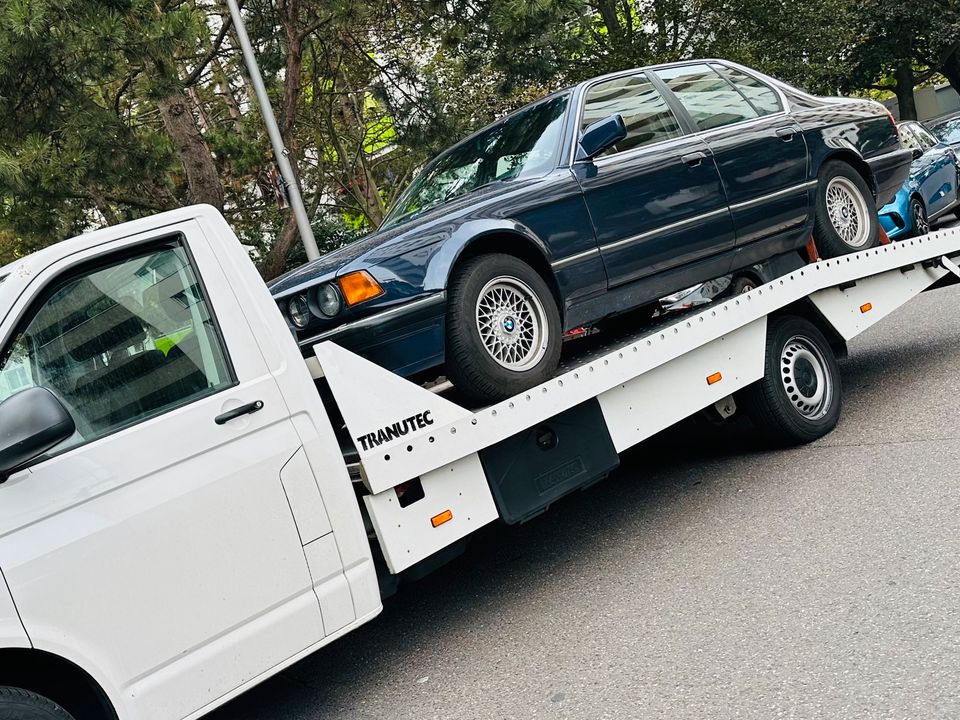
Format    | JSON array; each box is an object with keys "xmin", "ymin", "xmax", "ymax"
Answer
[
  {"xmin": 475, "ymin": 276, "xmax": 549, "ymax": 371},
  {"xmin": 780, "ymin": 334, "xmax": 834, "ymax": 421},
  {"xmin": 825, "ymin": 176, "xmax": 871, "ymax": 248}
]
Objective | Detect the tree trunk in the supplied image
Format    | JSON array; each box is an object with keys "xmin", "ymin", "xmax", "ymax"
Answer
[
  {"xmin": 941, "ymin": 51, "xmax": 960, "ymax": 97},
  {"xmin": 894, "ymin": 62, "xmax": 917, "ymax": 121},
  {"xmin": 156, "ymin": 90, "xmax": 225, "ymax": 209},
  {"xmin": 260, "ymin": 213, "xmax": 300, "ymax": 280}
]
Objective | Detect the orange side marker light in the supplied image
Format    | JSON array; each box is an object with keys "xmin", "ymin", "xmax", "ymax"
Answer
[
  {"xmin": 339, "ymin": 270, "xmax": 384, "ymax": 306},
  {"xmin": 431, "ymin": 510, "xmax": 453, "ymax": 528},
  {"xmin": 706, "ymin": 372, "xmax": 723, "ymax": 386},
  {"xmin": 860, "ymin": 303, "xmax": 873, "ymax": 314}
]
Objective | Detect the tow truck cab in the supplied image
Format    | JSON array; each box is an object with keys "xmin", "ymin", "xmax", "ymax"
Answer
[{"xmin": 0, "ymin": 207, "xmax": 380, "ymax": 720}]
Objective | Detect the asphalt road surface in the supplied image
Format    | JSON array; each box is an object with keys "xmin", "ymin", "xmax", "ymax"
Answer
[{"xmin": 212, "ymin": 222, "xmax": 960, "ymax": 720}]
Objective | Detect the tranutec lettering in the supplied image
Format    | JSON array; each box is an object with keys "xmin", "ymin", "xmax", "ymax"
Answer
[{"xmin": 356, "ymin": 411, "xmax": 434, "ymax": 451}]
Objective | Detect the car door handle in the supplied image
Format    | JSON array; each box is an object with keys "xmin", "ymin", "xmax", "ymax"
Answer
[
  {"xmin": 681, "ymin": 152, "xmax": 706, "ymax": 167},
  {"xmin": 215, "ymin": 400, "xmax": 264, "ymax": 425},
  {"xmin": 776, "ymin": 127, "xmax": 796, "ymax": 141}
]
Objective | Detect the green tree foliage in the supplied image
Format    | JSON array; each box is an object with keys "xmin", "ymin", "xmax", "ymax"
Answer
[{"xmin": 2, "ymin": 0, "xmax": 960, "ymax": 277}]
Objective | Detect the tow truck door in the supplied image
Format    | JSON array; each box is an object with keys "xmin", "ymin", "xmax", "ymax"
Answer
[{"xmin": 0, "ymin": 219, "xmax": 352, "ymax": 720}]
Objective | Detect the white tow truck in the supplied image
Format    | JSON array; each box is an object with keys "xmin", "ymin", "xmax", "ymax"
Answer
[{"xmin": 0, "ymin": 205, "xmax": 957, "ymax": 720}]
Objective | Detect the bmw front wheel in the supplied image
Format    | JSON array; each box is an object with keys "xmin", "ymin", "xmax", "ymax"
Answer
[{"xmin": 446, "ymin": 254, "xmax": 562, "ymax": 404}]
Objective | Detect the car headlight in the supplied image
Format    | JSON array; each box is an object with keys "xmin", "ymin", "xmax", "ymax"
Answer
[
  {"xmin": 287, "ymin": 294, "xmax": 311, "ymax": 329},
  {"xmin": 316, "ymin": 283, "xmax": 342, "ymax": 317}
]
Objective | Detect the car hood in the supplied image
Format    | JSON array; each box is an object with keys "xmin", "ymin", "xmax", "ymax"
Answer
[{"xmin": 268, "ymin": 176, "xmax": 543, "ymax": 297}]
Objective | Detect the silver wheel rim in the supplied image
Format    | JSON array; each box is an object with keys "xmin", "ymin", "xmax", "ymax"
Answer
[
  {"xmin": 780, "ymin": 335, "xmax": 833, "ymax": 420},
  {"xmin": 475, "ymin": 276, "xmax": 549, "ymax": 371},
  {"xmin": 912, "ymin": 200, "xmax": 929, "ymax": 235},
  {"xmin": 825, "ymin": 176, "xmax": 871, "ymax": 248}
]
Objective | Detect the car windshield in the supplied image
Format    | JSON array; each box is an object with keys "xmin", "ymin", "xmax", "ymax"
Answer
[
  {"xmin": 931, "ymin": 118, "xmax": 960, "ymax": 144},
  {"xmin": 382, "ymin": 94, "xmax": 570, "ymax": 228}
]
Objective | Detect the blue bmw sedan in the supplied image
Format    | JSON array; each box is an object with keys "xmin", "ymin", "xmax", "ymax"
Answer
[
  {"xmin": 879, "ymin": 120, "xmax": 960, "ymax": 239},
  {"xmin": 270, "ymin": 60, "xmax": 911, "ymax": 403}
]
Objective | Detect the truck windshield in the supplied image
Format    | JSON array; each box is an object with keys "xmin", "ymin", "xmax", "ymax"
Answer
[{"xmin": 382, "ymin": 94, "xmax": 570, "ymax": 228}]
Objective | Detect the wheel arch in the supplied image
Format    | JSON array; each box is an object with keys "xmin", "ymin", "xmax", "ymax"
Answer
[
  {"xmin": 771, "ymin": 299, "xmax": 848, "ymax": 360},
  {"xmin": 444, "ymin": 230, "xmax": 564, "ymax": 320},
  {"xmin": 0, "ymin": 648, "xmax": 118, "ymax": 720},
  {"xmin": 819, "ymin": 150, "xmax": 877, "ymax": 201}
]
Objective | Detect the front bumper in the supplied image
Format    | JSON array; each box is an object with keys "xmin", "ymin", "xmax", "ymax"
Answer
[{"xmin": 297, "ymin": 292, "xmax": 447, "ymax": 377}]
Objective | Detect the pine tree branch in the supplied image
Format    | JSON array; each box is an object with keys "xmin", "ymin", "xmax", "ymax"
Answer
[{"xmin": 182, "ymin": 14, "xmax": 234, "ymax": 87}]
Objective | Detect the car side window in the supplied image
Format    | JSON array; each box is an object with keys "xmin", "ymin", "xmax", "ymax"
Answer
[
  {"xmin": 580, "ymin": 73, "xmax": 683, "ymax": 157},
  {"xmin": 898, "ymin": 124, "xmax": 923, "ymax": 153},
  {"xmin": 656, "ymin": 63, "xmax": 760, "ymax": 131},
  {"xmin": 711, "ymin": 64, "xmax": 782, "ymax": 116},
  {"xmin": 912, "ymin": 124, "xmax": 939, "ymax": 150},
  {"xmin": 0, "ymin": 240, "xmax": 233, "ymax": 455}
]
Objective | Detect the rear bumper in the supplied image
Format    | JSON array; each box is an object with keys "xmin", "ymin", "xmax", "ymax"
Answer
[
  {"xmin": 298, "ymin": 292, "xmax": 447, "ymax": 377},
  {"xmin": 868, "ymin": 147, "xmax": 913, "ymax": 208}
]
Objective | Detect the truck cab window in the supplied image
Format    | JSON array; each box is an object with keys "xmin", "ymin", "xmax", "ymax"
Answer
[{"xmin": 0, "ymin": 242, "xmax": 233, "ymax": 454}]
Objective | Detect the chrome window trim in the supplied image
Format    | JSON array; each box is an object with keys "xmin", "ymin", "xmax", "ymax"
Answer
[{"xmin": 568, "ymin": 60, "xmax": 795, "ymax": 167}]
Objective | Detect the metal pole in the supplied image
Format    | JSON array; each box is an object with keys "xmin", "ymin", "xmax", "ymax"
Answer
[{"xmin": 224, "ymin": 0, "xmax": 321, "ymax": 261}]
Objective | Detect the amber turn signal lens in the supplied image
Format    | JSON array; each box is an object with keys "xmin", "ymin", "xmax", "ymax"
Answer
[
  {"xmin": 860, "ymin": 303, "xmax": 873, "ymax": 314},
  {"xmin": 431, "ymin": 510, "xmax": 453, "ymax": 528},
  {"xmin": 706, "ymin": 372, "xmax": 723, "ymax": 386},
  {"xmin": 338, "ymin": 271, "xmax": 384, "ymax": 306}
]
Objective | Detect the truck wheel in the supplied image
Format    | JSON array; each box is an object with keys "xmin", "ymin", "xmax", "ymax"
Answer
[
  {"xmin": 0, "ymin": 687, "xmax": 75, "ymax": 720},
  {"xmin": 446, "ymin": 254, "xmax": 562, "ymax": 403},
  {"xmin": 741, "ymin": 315, "xmax": 842, "ymax": 446},
  {"xmin": 909, "ymin": 196, "xmax": 930, "ymax": 236},
  {"xmin": 813, "ymin": 161, "xmax": 879, "ymax": 258}
]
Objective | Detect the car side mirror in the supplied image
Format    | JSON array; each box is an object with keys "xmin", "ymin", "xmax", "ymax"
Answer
[
  {"xmin": 577, "ymin": 114, "xmax": 627, "ymax": 161},
  {"xmin": 912, "ymin": 148, "xmax": 923, "ymax": 160},
  {"xmin": 0, "ymin": 387, "xmax": 75, "ymax": 482}
]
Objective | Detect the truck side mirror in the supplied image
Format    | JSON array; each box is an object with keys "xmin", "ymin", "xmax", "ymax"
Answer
[
  {"xmin": 0, "ymin": 387, "xmax": 75, "ymax": 482},
  {"xmin": 577, "ymin": 114, "xmax": 627, "ymax": 161}
]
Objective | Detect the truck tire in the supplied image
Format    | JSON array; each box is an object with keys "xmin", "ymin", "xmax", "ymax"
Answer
[
  {"xmin": 813, "ymin": 160, "xmax": 879, "ymax": 258},
  {"xmin": 741, "ymin": 315, "xmax": 842, "ymax": 446},
  {"xmin": 0, "ymin": 687, "xmax": 76, "ymax": 720},
  {"xmin": 446, "ymin": 254, "xmax": 562, "ymax": 403}
]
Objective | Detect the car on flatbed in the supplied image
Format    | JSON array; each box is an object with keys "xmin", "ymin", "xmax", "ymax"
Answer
[{"xmin": 270, "ymin": 59, "xmax": 912, "ymax": 403}]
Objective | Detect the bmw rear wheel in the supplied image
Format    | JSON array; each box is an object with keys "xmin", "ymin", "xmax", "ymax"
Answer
[
  {"xmin": 910, "ymin": 196, "xmax": 930, "ymax": 236},
  {"xmin": 813, "ymin": 161, "xmax": 879, "ymax": 258},
  {"xmin": 446, "ymin": 254, "xmax": 562, "ymax": 403},
  {"xmin": 740, "ymin": 315, "xmax": 842, "ymax": 446}
]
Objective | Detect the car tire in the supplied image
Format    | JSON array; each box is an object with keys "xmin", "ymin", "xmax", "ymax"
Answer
[
  {"xmin": 0, "ymin": 687, "xmax": 76, "ymax": 720},
  {"xmin": 731, "ymin": 276, "xmax": 757, "ymax": 295},
  {"xmin": 446, "ymin": 254, "xmax": 562, "ymax": 404},
  {"xmin": 813, "ymin": 161, "xmax": 879, "ymax": 258},
  {"xmin": 909, "ymin": 196, "xmax": 930, "ymax": 236},
  {"xmin": 740, "ymin": 315, "xmax": 842, "ymax": 447}
]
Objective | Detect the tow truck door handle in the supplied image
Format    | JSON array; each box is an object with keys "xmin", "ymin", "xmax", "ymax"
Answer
[
  {"xmin": 776, "ymin": 127, "xmax": 796, "ymax": 141},
  {"xmin": 215, "ymin": 400, "xmax": 264, "ymax": 425},
  {"xmin": 681, "ymin": 151, "xmax": 706, "ymax": 167}
]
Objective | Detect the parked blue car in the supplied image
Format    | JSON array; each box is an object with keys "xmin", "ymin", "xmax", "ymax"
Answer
[
  {"xmin": 879, "ymin": 120, "xmax": 960, "ymax": 239},
  {"xmin": 270, "ymin": 60, "xmax": 911, "ymax": 403}
]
